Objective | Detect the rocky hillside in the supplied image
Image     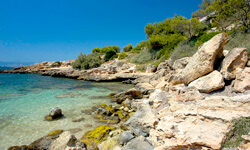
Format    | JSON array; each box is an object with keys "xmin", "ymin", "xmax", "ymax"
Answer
[{"xmin": 7, "ymin": 33, "xmax": 250, "ymax": 150}]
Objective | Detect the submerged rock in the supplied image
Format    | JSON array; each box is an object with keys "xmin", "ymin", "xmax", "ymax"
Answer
[
  {"xmin": 8, "ymin": 145, "xmax": 33, "ymax": 150},
  {"xmin": 72, "ymin": 117, "xmax": 85, "ymax": 122}
]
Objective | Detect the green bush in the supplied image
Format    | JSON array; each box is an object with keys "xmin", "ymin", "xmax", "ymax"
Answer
[
  {"xmin": 153, "ymin": 57, "xmax": 165, "ymax": 67},
  {"xmin": 222, "ymin": 117, "xmax": 250, "ymax": 148},
  {"xmin": 136, "ymin": 64, "xmax": 147, "ymax": 72},
  {"xmin": 224, "ymin": 33, "xmax": 250, "ymax": 57},
  {"xmin": 170, "ymin": 40, "xmax": 197, "ymax": 63},
  {"xmin": 104, "ymin": 50, "xmax": 117, "ymax": 61},
  {"xmin": 131, "ymin": 41, "xmax": 146, "ymax": 53},
  {"xmin": 92, "ymin": 45, "xmax": 121, "ymax": 54},
  {"xmin": 51, "ymin": 61, "xmax": 62, "ymax": 67},
  {"xmin": 112, "ymin": 45, "xmax": 121, "ymax": 53},
  {"xmin": 195, "ymin": 32, "xmax": 221, "ymax": 48},
  {"xmin": 92, "ymin": 47, "xmax": 101, "ymax": 53},
  {"xmin": 131, "ymin": 48, "xmax": 156, "ymax": 64},
  {"xmin": 72, "ymin": 52, "xmax": 102, "ymax": 70},
  {"xmin": 123, "ymin": 44, "xmax": 133, "ymax": 52},
  {"xmin": 118, "ymin": 52, "xmax": 128, "ymax": 60}
]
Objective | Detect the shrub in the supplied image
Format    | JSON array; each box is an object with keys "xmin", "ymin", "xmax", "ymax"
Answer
[
  {"xmin": 153, "ymin": 57, "xmax": 165, "ymax": 67},
  {"xmin": 195, "ymin": 32, "xmax": 221, "ymax": 48},
  {"xmin": 92, "ymin": 47, "xmax": 101, "ymax": 53},
  {"xmin": 131, "ymin": 48, "xmax": 156, "ymax": 64},
  {"xmin": 104, "ymin": 50, "xmax": 117, "ymax": 61},
  {"xmin": 123, "ymin": 44, "xmax": 133, "ymax": 52},
  {"xmin": 136, "ymin": 64, "xmax": 147, "ymax": 72},
  {"xmin": 112, "ymin": 45, "xmax": 121, "ymax": 53},
  {"xmin": 224, "ymin": 33, "xmax": 250, "ymax": 57},
  {"xmin": 50, "ymin": 61, "xmax": 62, "ymax": 67},
  {"xmin": 222, "ymin": 117, "xmax": 250, "ymax": 148},
  {"xmin": 72, "ymin": 52, "xmax": 102, "ymax": 70},
  {"xmin": 170, "ymin": 40, "xmax": 197, "ymax": 63},
  {"xmin": 131, "ymin": 41, "xmax": 146, "ymax": 53},
  {"xmin": 118, "ymin": 52, "xmax": 128, "ymax": 60}
]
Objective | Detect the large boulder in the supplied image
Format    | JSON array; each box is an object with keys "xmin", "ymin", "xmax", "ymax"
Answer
[
  {"xmin": 172, "ymin": 57, "xmax": 191, "ymax": 70},
  {"xmin": 45, "ymin": 107, "xmax": 63, "ymax": 121},
  {"xmin": 101, "ymin": 130, "xmax": 122, "ymax": 150},
  {"xmin": 113, "ymin": 88, "xmax": 142, "ymax": 104},
  {"xmin": 188, "ymin": 70, "xmax": 225, "ymax": 93},
  {"xmin": 125, "ymin": 103, "xmax": 158, "ymax": 136},
  {"xmin": 170, "ymin": 33, "xmax": 229, "ymax": 85},
  {"xmin": 49, "ymin": 131, "xmax": 78, "ymax": 150},
  {"xmin": 233, "ymin": 67, "xmax": 250, "ymax": 93},
  {"xmin": 29, "ymin": 130, "xmax": 65, "ymax": 149},
  {"xmin": 121, "ymin": 136, "xmax": 153, "ymax": 150},
  {"xmin": 120, "ymin": 131, "xmax": 134, "ymax": 145},
  {"xmin": 221, "ymin": 48, "xmax": 248, "ymax": 80}
]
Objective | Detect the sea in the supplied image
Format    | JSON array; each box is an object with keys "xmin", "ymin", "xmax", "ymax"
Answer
[{"xmin": 0, "ymin": 72, "xmax": 132, "ymax": 149}]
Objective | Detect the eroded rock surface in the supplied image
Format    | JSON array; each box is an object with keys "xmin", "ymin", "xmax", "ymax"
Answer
[
  {"xmin": 233, "ymin": 67, "xmax": 250, "ymax": 93},
  {"xmin": 189, "ymin": 70, "xmax": 225, "ymax": 93},
  {"xmin": 221, "ymin": 48, "xmax": 248, "ymax": 80},
  {"xmin": 171, "ymin": 33, "xmax": 229, "ymax": 85}
]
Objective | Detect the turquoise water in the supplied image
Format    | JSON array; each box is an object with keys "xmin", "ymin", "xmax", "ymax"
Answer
[
  {"xmin": 0, "ymin": 66, "xmax": 14, "ymax": 70},
  {"xmin": 0, "ymin": 73, "xmax": 132, "ymax": 149}
]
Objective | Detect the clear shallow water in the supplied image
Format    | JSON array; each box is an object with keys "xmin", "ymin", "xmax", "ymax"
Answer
[
  {"xmin": 0, "ymin": 66, "xmax": 14, "ymax": 70},
  {"xmin": 0, "ymin": 73, "xmax": 132, "ymax": 149}
]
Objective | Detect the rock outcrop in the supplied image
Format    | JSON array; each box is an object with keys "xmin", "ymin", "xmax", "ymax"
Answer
[
  {"xmin": 221, "ymin": 48, "xmax": 248, "ymax": 80},
  {"xmin": 188, "ymin": 70, "xmax": 225, "ymax": 93},
  {"xmin": 6, "ymin": 32, "xmax": 250, "ymax": 150},
  {"xmin": 121, "ymin": 136, "xmax": 153, "ymax": 150},
  {"xmin": 171, "ymin": 33, "xmax": 229, "ymax": 85},
  {"xmin": 44, "ymin": 107, "xmax": 63, "ymax": 121},
  {"xmin": 233, "ymin": 67, "xmax": 250, "ymax": 92},
  {"xmin": 125, "ymin": 103, "xmax": 158, "ymax": 136},
  {"xmin": 150, "ymin": 91, "xmax": 250, "ymax": 150},
  {"xmin": 172, "ymin": 57, "xmax": 190, "ymax": 70}
]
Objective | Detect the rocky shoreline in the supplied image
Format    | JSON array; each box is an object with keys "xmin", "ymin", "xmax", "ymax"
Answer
[{"xmin": 5, "ymin": 33, "xmax": 250, "ymax": 150}]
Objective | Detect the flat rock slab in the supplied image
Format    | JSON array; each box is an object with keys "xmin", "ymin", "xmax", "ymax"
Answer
[
  {"xmin": 150, "ymin": 94, "xmax": 250, "ymax": 150},
  {"xmin": 189, "ymin": 70, "xmax": 225, "ymax": 93}
]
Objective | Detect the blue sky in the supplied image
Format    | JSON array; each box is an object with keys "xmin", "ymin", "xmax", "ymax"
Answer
[{"xmin": 0, "ymin": 0, "xmax": 201, "ymax": 63}]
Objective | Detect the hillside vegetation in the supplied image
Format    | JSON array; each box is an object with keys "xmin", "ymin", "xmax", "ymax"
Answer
[{"xmin": 72, "ymin": 0, "xmax": 249, "ymax": 71}]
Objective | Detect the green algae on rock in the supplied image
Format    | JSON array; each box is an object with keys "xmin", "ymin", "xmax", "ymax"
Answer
[
  {"xmin": 48, "ymin": 129, "xmax": 64, "ymax": 136},
  {"xmin": 80, "ymin": 125, "xmax": 115, "ymax": 147}
]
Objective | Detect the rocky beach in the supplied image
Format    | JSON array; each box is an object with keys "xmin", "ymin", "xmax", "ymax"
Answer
[{"xmin": 3, "ymin": 33, "xmax": 250, "ymax": 150}]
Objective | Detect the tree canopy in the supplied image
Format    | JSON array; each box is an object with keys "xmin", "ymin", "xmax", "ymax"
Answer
[
  {"xmin": 92, "ymin": 45, "xmax": 121, "ymax": 53},
  {"xmin": 208, "ymin": 0, "xmax": 249, "ymax": 32}
]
